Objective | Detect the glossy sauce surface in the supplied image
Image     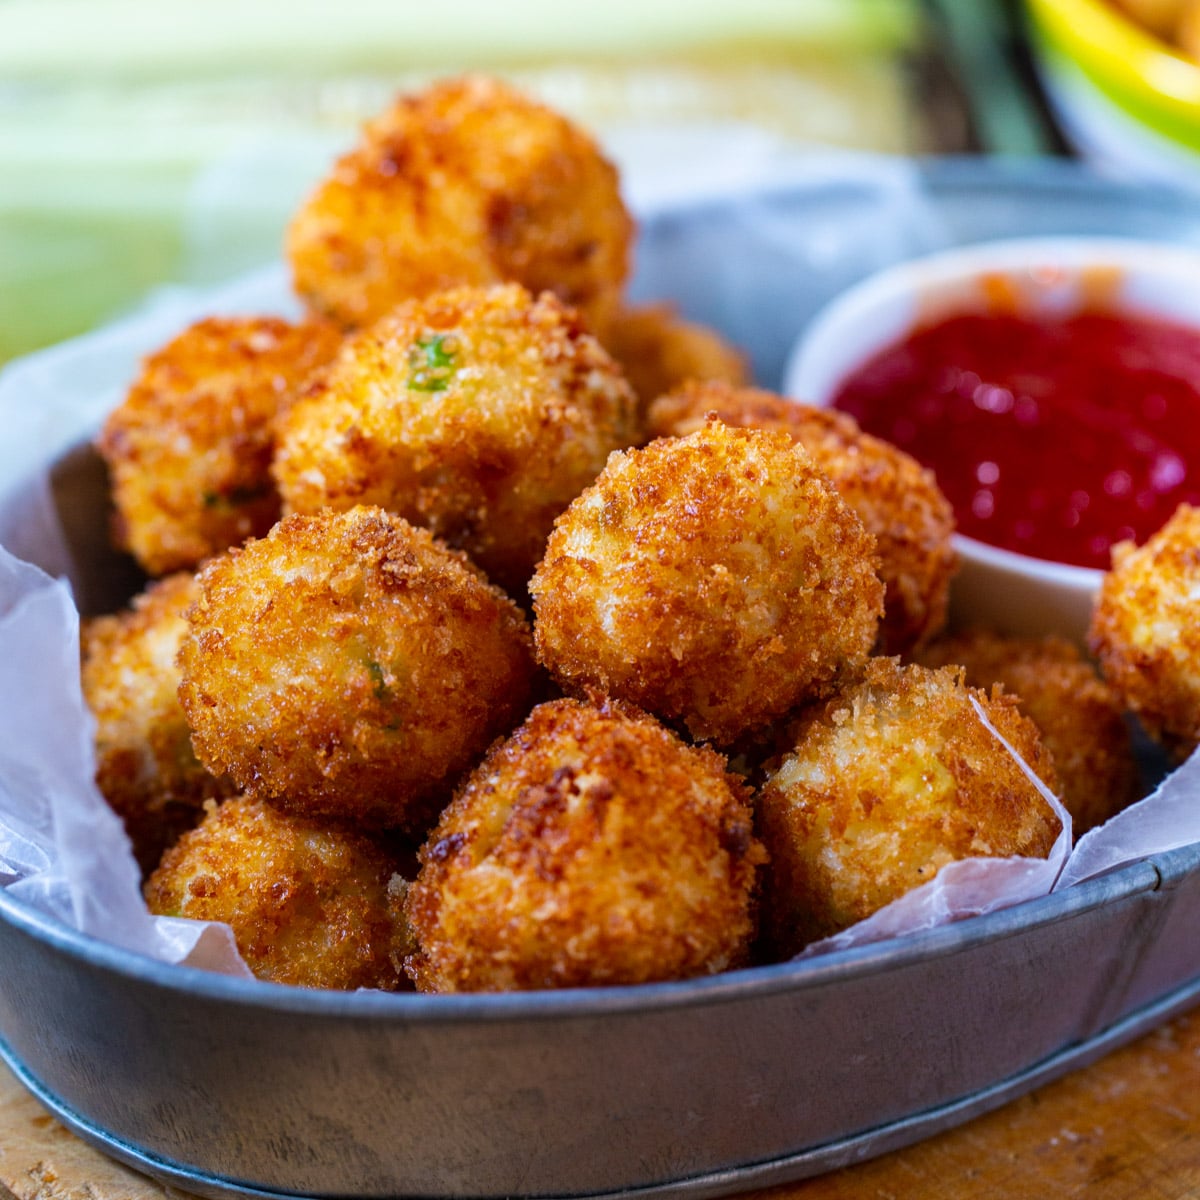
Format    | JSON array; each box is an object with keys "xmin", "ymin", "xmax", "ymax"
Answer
[{"xmin": 831, "ymin": 310, "xmax": 1200, "ymax": 569}]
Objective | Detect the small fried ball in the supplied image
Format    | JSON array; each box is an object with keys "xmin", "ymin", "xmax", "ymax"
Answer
[
  {"xmin": 602, "ymin": 303, "xmax": 749, "ymax": 412},
  {"xmin": 919, "ymin": 630, "xmax": 1140, "ymax": 834},
  {"xmin": 403, "ymin": 697, "xmax": 766, "ymax": 992},
  {"xmin": 647, "ymin": 381, "xmax": 957, "ymax": 656},
  {"xmin": 97, "ymin": 314, "xmax": 342, "ymax": 577},
  {"xmin": 144, "ymin": 796, "xmax": 414, "ymax": 990},
  {"xmin": 531, "ymin": 419, "xmax": 883, "ymax": 745},
  {"xmin": 178, "ymin": 506, "xmax": 536, "ymax": 831},
  {"xmin": 1089, "ymin": 503, "xmax": 1200, "ymax": 760},
  {"xmin": 272, "ymin": 283, "xmax": 639, "ymax": 595},
  {"xmin": 757, "ymin": 658, "xmax": 1061, "ymax": 957},
  {"xmin": 286, "ymin": 75, "xmax": 633, "ymax": 335},
  {"xmin": 81, "ymin": 571, "xmax": 236, "ymax": 874}
]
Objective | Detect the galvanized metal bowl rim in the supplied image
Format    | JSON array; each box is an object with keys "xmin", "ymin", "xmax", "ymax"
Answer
[
  {"xmin": 643, "ymin": 154, "xmax": 1200, "ymax": 228},
  {"xmin": 1, "ymin": 846, "xmax": 1190, "ymax": 1022}
]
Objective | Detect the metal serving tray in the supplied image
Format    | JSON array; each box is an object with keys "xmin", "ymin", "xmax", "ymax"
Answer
[{"xmin": 3, "ymin": 159, "xmax": 1200, "ymax": 1199}]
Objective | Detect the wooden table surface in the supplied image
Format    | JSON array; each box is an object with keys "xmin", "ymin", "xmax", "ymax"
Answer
[{"xmin": 2, "ymin": 1007, "xmax": 1198, "ymax": 1200}]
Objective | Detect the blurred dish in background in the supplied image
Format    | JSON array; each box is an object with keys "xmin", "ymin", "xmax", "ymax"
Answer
[
  {"xmin": 0, "ymin": 0, "xmax": 961, "ymax": 365},
  {"xmin": 1024, "ymin": 0, "xmax": 1200, "ymax": 187}
]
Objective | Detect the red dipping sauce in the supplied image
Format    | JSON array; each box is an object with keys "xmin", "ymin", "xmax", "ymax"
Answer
[{"xmin": 831, "ymin": 309, "xmax": 1200, "ymax": 570}]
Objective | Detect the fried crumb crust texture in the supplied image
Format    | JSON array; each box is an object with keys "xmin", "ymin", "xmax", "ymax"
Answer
[
  {"xmin": 531, "ymin": 421, "xmax": 884, "ymax": 745},
  {"xmin": 602, "ymin": 303, "xmax": 750, "ymax": 411},
  {"xmin": 919, "ymin": 629, "xmax": 1140, "ymax": 835},
  {"xmin": 1089, "ymin": 503, "xmax": 1200, "ymax": 760},
  {"xmin": 757, "ymin": 658, "xmax": 1062, "ymax": 957},
  {"xmin": 79, "ymin": 72, "xmax": 1159, "ymax": 994},
  {"xmin": 177, "ymin": 506, "xmax": 536, "ymax": 831},
  {"xmin": 647, "ymin": 380, "xmax": 958, "ymax": 657},
  {"xmin": 273, "ymin": 282, "xmax": 638, "ymax": 595},
  {"xmin": 144, "ymin": 795, "xmax": 414, "ymax": 991},
  {"xmin": 98, "ymin": 314, "xmax": 343, "ymax": 577},
  {"xmin": 81, "ymin": 571, "xmax": 236, "ymax": 874},
  {"xmin": 403, "ymin": 697, "xmax": 766, "ymax": 993},
  {"xmin": 286, "ymin": 75, "xmax": 633, "ymax": 334}
]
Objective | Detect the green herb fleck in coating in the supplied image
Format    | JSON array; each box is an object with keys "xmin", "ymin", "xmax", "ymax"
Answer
[{"xmin": 407, "ymin": 333, "xmax": 459, "ymax": 392}]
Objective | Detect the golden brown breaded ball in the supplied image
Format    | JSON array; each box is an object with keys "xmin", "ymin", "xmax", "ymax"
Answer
[
  {"xmin": 647, "ymin": 381, "xmax": 957, "ymax": 656},
  {"xmin": 97, "ymin": 314, "xmax": 342, "ymax": 577},
  {"xmin": 757, "ymin": 658, "xmax": 1061, "ymax": 957},
  {"xmin": 530, "ymin": 419, "xmax": 883, "ymax": 746},
  {"xmin": 602, "ymin": 303, "xmax": 749, "ymax": 412},
  {"xmin": 144, "ymin": 796, "xmax": 414, "ymax": 990},
  {"xmin": 1089, "ymin": 503, "xmax": 1200, "ymax": 760},
  {"xmin": 403, "ymin": 697, "xmax": 766, "ymax": 992},
  {"xmin": 81, "ymin": 572, "xmax": 236, "ymax": 875},
  {"xmin": 178, "ymin": 506, "xmax": 536, "ymax": 831},
  {"xmin": 285, "ymin": 75, "xmax": 633, "ymax": 335},
  {"xmin": 918, "ymin": 630, "xmax": 1140, "ymax": 835},
  {"xmin": 272, "ymin": 282, "xmax": 639, "ymax": 595}
]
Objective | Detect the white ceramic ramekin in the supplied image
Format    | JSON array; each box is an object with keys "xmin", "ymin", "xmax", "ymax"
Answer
[{"xmin": 782, "ymin": 236, "xmax": 1200, "ymax": 646}]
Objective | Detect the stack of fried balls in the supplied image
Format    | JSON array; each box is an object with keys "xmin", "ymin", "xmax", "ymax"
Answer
[{"xmin": 82, "ymin": 75, "xmax": 1173, "ymax": 994}]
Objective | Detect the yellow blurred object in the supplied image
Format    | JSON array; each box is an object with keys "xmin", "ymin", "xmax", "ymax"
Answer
[{"xmin": 1024, "ymin": 0, "xmax": 1200, "ymax": 181}]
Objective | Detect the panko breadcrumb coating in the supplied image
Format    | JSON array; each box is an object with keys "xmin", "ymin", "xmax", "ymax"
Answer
[
  {"xmin": 757, "ymin": 658, "xmax": 1061, "ymax": 957},
  {"xmin": 530, "ymin": 419, "xmax": 883, "ymax": 745},
  {"xmin": 602, "ymin": 303, "xmax": 749, "ymax": 412},
  {"xmin": 1089, "ymin": 503, "xmax": 1200, "ymax": 760},
  {"xmin": 144, "ymin": 796, "xmax": 414, "ymax": 990},
  {"xmin": 178, "ymin": 506, "xmax": 536, "ymax": 831},
  {"xmin": 97, "ymin": 314, "xmax": 342, "ymax": 577},
  {"xmin": 404, "ymin": 697, "xmax": 766, "ymax": 992},
  {"xmin": 919, "ymin": 630, "xmax": 1140, "ymax": 834},
  {"xmin": 647, "ymin": 381, "xmax": 957, "ymax": 655},
  {"xmin": 272, "ymin": 283, "xmax": 639, "ymax": 595},
  {"xmin": 285, "ymin": 75, "xmax": 633, "ymax": 335},
  {"xmin": 81, "ymin": 572, "xmax": 236, "ymax": 875}
]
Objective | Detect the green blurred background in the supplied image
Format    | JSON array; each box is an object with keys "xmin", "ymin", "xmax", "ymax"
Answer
[{"xmin": 0, "ymin": 0, "xmax": 1052, "ymax": 364}]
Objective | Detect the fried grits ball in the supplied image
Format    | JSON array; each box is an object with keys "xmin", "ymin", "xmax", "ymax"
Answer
[
  {"xmin": 530, "ymin": 420, "xmax": 883, "ymax": 745},
  {"xmin": 144, "ymin": 796, "xmax": 415, "ymax": 990},
  {"xmin": 286, "ymin": 75, "xmax": 632, "ymax": 334},
  {"xmin": 919, "ymin": 630, "xmax": 1140, "ymax": 834},
  {"xmin": 757, "ymin": 658, "xmax": 1061, "ymax": 957},
  {"xmin": 647, "ymin": 381, "xmax": 957, "ymax": 656},
  {"xmin": 602, "ymin": 303, "xmax": 749, "ymax": 412},
  {"xmin": 81, "ymin": 571, "xmax": 236, "ymax": 874},
  {"xmin": 97, "ymin": 314, "xmax": 342, "ymax": 577},
  {"xmin": 272, "ymin": 283, "xmax": 639, "ymax": 595},
  {"xmin": 1089, "ymin": 503, "xmax": 1200, "ymax": 760},
  {"xmin": 403, "ymin": 697, "xmax": 766, "ymax": 992},
  {"xmin": 178, "ymin": 506, "xmax": 536, "ymax": 830}
]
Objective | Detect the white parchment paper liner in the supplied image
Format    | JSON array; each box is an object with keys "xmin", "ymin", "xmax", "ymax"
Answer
[
  {"xmin": 0, "ymin": 549, "xmax": 250, "ymax": 974},
  {"xmin": 2, "ymin": 149, "xmax": 1199, "ymax": 979}
]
